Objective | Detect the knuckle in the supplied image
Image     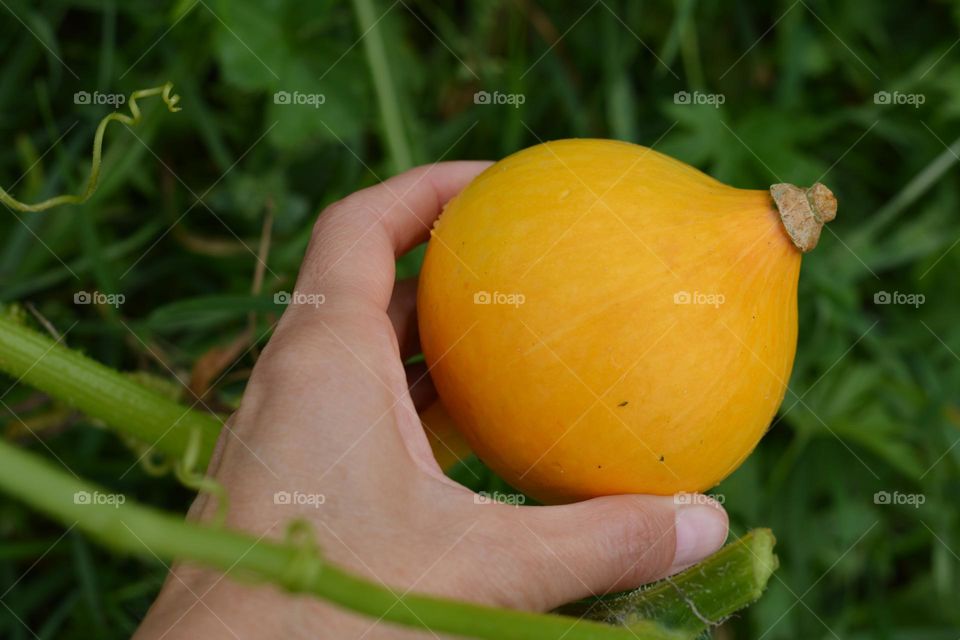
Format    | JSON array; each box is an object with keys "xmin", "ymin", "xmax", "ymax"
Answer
[{"xmin": 311, "ymin": 198, "xmax": 357, "ymax": 243}]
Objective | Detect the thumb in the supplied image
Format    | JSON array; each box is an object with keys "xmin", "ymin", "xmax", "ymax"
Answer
[{"xmin": 494, "ymin": 494, "xmax": 728, "ymax": 610}]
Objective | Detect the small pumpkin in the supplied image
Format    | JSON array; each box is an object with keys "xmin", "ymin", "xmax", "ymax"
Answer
[{"xmin": 418, "ymin": 139, "xmax": 836, "ymax": 504}]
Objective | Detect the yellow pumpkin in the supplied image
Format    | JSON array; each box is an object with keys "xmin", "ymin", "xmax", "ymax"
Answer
[{"xmin": 418, "ymin": 139, "xmax": 835, "ymax": 504}]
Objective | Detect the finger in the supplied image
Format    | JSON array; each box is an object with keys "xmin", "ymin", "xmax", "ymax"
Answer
[
  {"xmin": 239, "ymin": 163, "xmax": 489, "ymax": 482},
  {"xmin": 484, "ymin": 494, "xmax": 728, "ymax": 610},
  {"xmin": 388, "ymin": 278, "xmax": 420, "ymax": 359},
  {"xmin": 294, "ymin": 161, "xmax": 491, "ymax": 315}
]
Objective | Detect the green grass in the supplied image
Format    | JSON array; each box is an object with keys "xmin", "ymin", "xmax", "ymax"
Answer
[{"xmin": 1, "ymin": 0, "xmax": 960, "ymax": 637}]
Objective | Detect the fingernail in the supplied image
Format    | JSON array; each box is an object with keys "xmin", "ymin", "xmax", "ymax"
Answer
[{"xmin": 671, "ymin": 503, "xmax": 728, "ymax": 572}]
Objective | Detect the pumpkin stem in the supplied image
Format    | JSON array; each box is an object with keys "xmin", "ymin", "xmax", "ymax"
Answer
[{"xmin": 769, "ymin": 182, "xmax": 837, "ymax": 253}]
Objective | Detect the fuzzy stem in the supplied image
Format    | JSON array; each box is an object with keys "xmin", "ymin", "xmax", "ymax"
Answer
[
  {"xmin": 557, "ymin": 530, "xmax": 778, "ymax": 634},
  {"xmin": 0, "ymin": 313, "xmax": 219, "ymax": 462},
  {"xmin": 0, "ymin": 439, "xmax": 681, "ymax": 640}
]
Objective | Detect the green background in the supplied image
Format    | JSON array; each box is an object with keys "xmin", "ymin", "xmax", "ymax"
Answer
[{"xmin": 1, "ymin": 0, "xmax": 959, "ymax": 637}]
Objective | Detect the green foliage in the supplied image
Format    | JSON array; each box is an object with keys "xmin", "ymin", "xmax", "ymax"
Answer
[{"xmin": 1, "ymin": 0, "xmax": 959, "ymax": 638}]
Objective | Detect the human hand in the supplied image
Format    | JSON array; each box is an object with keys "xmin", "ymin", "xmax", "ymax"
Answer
[{"xmin": 136, "ymin": 162, "xmax": 729, "ymax": 639}]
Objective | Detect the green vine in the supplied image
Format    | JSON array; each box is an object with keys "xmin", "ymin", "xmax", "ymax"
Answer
[
  {"xmin": 0, "ymin": 439, "xmax": 685, "ymax": 640},
  {"xmin": 0, "ymin": 82, "xmax": 180, "ymax": 212},
  {"xmin": 558, "ymin": 529, "xmax": 778, "ymax": 633},
  {"xmin": 0, "ymin": 309, "xmax": 228, "ymax": 520},
  {"xmin": 0, "ymin": 312, "xmax": 220, "ymax": 463}
]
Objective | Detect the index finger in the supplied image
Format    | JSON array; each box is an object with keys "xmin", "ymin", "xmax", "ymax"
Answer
[{"xmin": 295, "ymin": 161, "xmax": 491, "ymax": 312}]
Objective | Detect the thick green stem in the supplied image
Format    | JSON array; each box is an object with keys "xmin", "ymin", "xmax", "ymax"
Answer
[
  {"xmin": 0, "ymin": 313, "xmax": 219, "ymax": 462},
  {"xmin": 558, "ymin": 530, "xmax": 778, "ymax": 634},
  {"xmin": 0, "ymin": 439, "xmax": 681, "ymax": 640}
]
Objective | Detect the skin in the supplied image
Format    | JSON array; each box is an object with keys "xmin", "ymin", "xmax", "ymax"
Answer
[{"xmin": 135, "ymin": 162, "xmax": 728, "ymax": 639}]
